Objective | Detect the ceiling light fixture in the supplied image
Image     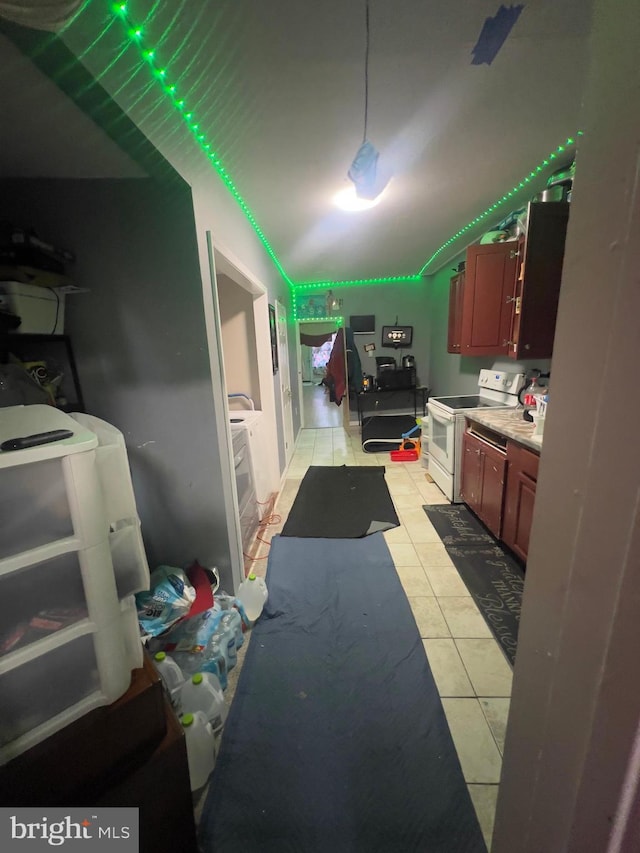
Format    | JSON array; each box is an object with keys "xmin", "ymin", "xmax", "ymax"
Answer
[
  {"xmin": 334, "ymin": 185, "xmax": 384, "ymax": 212},
  {"xmin": 346, "ymin": 0, "xmax": 391, "ymax": 203}
]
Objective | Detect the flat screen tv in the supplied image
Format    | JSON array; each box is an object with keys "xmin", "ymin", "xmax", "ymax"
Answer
[
  {"xmin": 349, "ymin": 314, "xmax": 375, "ymax": 335},
  {"xmin": 381, "ymin": 325, "xmax": 413, "ymax": 347}
]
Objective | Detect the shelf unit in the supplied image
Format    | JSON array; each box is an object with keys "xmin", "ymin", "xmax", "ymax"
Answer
[{"xmin": 0, "ymin": 405, "xmax": 149, "ymax": 764}]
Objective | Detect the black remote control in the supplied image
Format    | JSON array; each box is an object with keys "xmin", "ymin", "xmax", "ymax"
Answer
[{"xmin": 0, "ymin": 429, "xmax": 74, "ymax": 452}]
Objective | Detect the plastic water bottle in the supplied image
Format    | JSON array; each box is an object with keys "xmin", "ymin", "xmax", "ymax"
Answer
[
  {"xmin": 153, "ymin": 651, "xmax": 184, "ymax": 706},
  {"xmin": 212, "ymin": 623, "xmax": 237, "ymax": 672},
  {"xmin": 236, "ymin": 573, "xmax": 268, "ymax": 622},
  {"xmin": 522, "ymin": 376, "xmax": 539, "ymax": 421},
  {"xmin": 181, "ymin": 711, "xmax": 216, "ymax": 791},
  {"xmin": 221, "ymin": 609, "xmax": 244, "ymax": 650},
  {"xmin": 201, "ymin": 634, "xmax": 229, "ymax": 690},
  {"xmin": 180, "ymin": 672, "xmax": 228, "ymax": 734}
]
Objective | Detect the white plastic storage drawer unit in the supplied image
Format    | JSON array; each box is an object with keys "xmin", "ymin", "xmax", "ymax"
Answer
[
  {"xmin": 71, "ymin": 412, "xmax": 150, "ymax": 598},
  {"xmin": 0, "ymin": 405, "xmax": 141, "ymax": 763},
  {"xmin": 0, "ymin": 617, "xmax": 134, "ymax": 763},
  {"xmin": 0, "ymin": 407, "xmax": 108, "ymax": 561}
]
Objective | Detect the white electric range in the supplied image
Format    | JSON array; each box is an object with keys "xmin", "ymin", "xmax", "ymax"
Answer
[{"xmin": 427, "ymin": 369, "xmax": 525, "ymax": 502}]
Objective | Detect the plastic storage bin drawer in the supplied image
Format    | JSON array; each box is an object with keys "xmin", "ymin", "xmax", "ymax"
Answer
[
  {"xmin": 0, "ymin": 550, "xmax": 88, "ymax": 659},
  {"xmin": 0, "ymin": 541, "xmax": 122, "ymax": 660},
  {"xmin": 71, "ymin": 412, "xmax": 139, "ymax": 524},
  {"xmin": 109, "ymin": 520, "xmax": 150, "ymax": 598},
  {"xmin": 120, "ymin": 595, "xmax": 144, "ymax": 672},
  {"xmin": 0, "ymin": 457, "xmax": 74, "ymax": 559},
  {"xmin": 0, "ymin": 451, "xmax": 108, "ymax": 562},
  {"xmin": 0, "ymin": 619, "xmax": 132, "ymax": 763}
]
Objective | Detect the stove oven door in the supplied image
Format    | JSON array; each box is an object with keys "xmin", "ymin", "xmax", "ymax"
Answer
[{"xmin": 428, "ymin": 403, "xmax": 456, "ymax": 474}]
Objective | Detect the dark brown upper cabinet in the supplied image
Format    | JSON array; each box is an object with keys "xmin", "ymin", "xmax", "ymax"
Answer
[
  {"xmin": 460, "ymin": 243, "xmax": 517, "ymax": 356},
  {"xmin": 456, "ymin": 201, "xmax": 570, "ymax": 359},
  {"xmin": 447, "ymin": 271, "xmax": 465, "ymax": 353},
  {"xmin": 508, "ymin": 201, "xmax": 569, "ymax": 359}
]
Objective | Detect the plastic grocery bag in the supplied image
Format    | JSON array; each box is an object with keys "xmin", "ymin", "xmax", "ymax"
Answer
[{"xmin": 135, "ymin": 565, "xmax": 196, "ymax": 637}]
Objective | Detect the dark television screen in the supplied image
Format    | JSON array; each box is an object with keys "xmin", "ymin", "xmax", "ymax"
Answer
[
  {"xmin": 349, "ymin": 314, "xmax": 375, "ymax": 335},
  {"xmin": 381, "ymin": 325, "xmax": 413, "ymax": 347}
]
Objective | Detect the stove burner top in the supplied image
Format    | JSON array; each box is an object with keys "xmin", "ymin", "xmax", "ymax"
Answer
[{"xmin": 430, "ymin": 395, "xmax": 513, "ymax": 411}]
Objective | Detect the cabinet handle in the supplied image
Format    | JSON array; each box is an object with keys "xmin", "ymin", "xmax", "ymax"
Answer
[
  {"xmin": 509, "ymin": 249, "xmax": 520, "ymax": 259},
  {"xmin": 502, "ymin": 340, "xmax": 516, "ymax": 347},
  {"xmin": 506, "ymin": 295, "xmax": 517, "ymax": 303}
]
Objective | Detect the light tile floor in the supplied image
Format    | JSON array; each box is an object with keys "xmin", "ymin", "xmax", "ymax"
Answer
[{"xmin": 232, "ymin": 426, "xmax": 510, "ymax": 850}]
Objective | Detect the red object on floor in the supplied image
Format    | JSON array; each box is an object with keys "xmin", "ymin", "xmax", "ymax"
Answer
[
  {"xmin": 390, "ymin": 450, "xmax": 419, "ymax": 461},
  {"xmin": 185, "ymin": 561, "xmax": 214, "ymax": 616}
]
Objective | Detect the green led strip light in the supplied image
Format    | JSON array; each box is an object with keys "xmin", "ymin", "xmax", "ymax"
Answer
[
  {"xmin": 293, "ymin": 275, "xmax": 422, "ymax": 291},
  {"xmin": 108, "ymin": 3, "xmax": 582, "ymax": 291},
  {"xmin": 417, "ymin": 133, "xmax": 583, "ymax": 276},
  {"xmin": 294, "ymin": 313, "xmax": 345, "ymax": 324},
  {"xmin": 110, "ymin": 2, "xmax": 293, "ymax": 287}
]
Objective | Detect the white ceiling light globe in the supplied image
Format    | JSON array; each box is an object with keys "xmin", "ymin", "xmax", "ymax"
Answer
[{"xmin": 333, "ymin": 185, "xmax": 384, "ymax": 212}]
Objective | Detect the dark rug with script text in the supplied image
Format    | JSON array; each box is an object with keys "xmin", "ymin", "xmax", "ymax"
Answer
[
  {"xmin": 423, "ymin": 504, "xmax": 524, "ymax": 666},
  {"xmin": 199, "ymin": 534, "xmax": 487, "ymax": 853}
]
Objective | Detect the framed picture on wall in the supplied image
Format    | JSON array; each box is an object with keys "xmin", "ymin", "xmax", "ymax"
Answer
[{"xmin": 268, "ymin": 304, "xmax": 278, "ymax": 374}]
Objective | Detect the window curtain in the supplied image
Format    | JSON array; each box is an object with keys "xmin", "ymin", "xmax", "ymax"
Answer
[
  {"xmin": 300, "ymin": 330, "xmax": 335, "ymax": 348},
  {"xmin": 0, "ymin": 0, "xmax": 83, "ymax": 31},
  {"xmin": 324, "ymin": 328, "xmax": 346, "ymax": 407}
]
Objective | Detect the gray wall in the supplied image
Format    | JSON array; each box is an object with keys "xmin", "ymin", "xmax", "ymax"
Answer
[
  {"xmin": 314, "ymin": 282, "xmax": 432, "ymax": 388},
  {"xmin": 0, "ymin": 177, "xmax": 236, "ymax": 586}
]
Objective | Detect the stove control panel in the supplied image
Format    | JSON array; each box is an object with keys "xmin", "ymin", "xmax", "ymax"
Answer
[{"xmin": 478, "ymin": 369, "xmax": 525, "ymax": 394}]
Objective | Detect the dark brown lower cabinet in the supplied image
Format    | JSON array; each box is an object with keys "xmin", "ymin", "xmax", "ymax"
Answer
[
  {"xmin": 502, "ymin": 441, "xmax": 540, "ymax": 562},
  {"xmin": 460, "ymin": 430, "xmax": 507, "ymax": 538}
]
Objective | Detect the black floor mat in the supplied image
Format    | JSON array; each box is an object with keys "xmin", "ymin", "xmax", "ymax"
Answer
[
  {"xmin": 281, "ymin": 465, "xmax": 399, "ymax": 538},
  {"xmin": 199, "ymin": 534, "xmax": 487, "ymax": 853},
  {"xmin": 361, "ymin": 414, "xmax": 418, "ymax": 453},
  {"xmin": 424, "ymin": 504, "xmax": 525, "ymax": 666}
]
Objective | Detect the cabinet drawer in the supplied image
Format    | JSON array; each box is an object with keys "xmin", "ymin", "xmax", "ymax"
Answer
[
  {"xmin": 507, "ymin": 441, "xmax": 540, "ymax": 481},
  {"xmin": 0, "ymin": 452, "xmax": 109, "ymax": 562},
  {"xmin": 0, "ymin": 620, "xmax": 132, "ymax": 762},
  {"xmin": 0, "ymin": 458, "xmax": 73, "ymax": 559},
  {"xmin": 0, "ymin": 541, "xmax": 123, "ymax": 662},
  {"xmin": 0, "ymin": 550, "xmax": 89, "ymax": 660}
]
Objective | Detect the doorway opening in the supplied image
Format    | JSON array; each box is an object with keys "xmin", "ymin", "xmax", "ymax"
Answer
[
  {"xmin": 210, "ymin": 248, "xmax": 280, "ymax": 586},
  {"xmin": 296, "ymin": 320, "xmax": 349, "ymax": 429}
]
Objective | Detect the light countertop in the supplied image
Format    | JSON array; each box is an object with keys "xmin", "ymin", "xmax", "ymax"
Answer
[{"xmin": 464, "ymin": 407, "xmax": 542, "ymax": 453}]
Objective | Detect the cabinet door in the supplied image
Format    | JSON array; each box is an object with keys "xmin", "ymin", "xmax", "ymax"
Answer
[
  {"xmin": 447, "ymin": 273, "xmax": 464, "ymax": 353},
  {"xmin": 447, "ymin": 272, "xmax": 465, "ymax": 353},
  {"xmin": 509, "ymin": 201, "xmax": 570, "ymax": 360},
  {"xmin": 461, "ymin": 243, "xmax": 517, "ymax": 356},
  {"xmin": 479, "ymin": 444, "xmax": 507, "ymax": 538},
  {"xmin": 502, "ymin": 443, "xmax": 540, "ymax": 562},
  {"xmin": 460, "ymin": 431, "xmax": 482, "ymax": 512}
]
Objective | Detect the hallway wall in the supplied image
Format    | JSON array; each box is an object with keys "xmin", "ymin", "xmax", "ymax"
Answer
[{"xmin": 493, "ymin": 0, "xmax": 640, "ymax": 848}]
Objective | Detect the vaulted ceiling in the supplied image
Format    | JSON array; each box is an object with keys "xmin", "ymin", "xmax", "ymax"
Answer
[{"xmin": 9, "ymin": 1, "xmax": 595, "ymax": 284}]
